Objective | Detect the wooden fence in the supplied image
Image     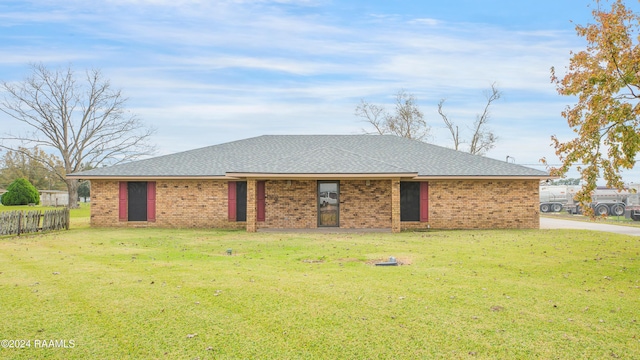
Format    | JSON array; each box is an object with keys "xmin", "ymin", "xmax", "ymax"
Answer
[{"xmin": 0, "ymin": 209, "xmax": 69, "ymax": 236}]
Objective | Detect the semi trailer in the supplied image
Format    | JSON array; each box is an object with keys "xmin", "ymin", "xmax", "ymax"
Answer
[{"xmin": 540, "ymin": 185, "xmax": 631, "ymax": 217}]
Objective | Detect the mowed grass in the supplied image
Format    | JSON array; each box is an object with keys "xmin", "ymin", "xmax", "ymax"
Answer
[{"xmin": 0, "ymin": 226, "xmax": 638, "ymax": 359}]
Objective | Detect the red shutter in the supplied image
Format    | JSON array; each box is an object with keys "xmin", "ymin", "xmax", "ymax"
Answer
[
  {"xmin": 119, "ymin": 182, "xmax": 127, "ymax": 221},
  {"xmin": 228, "ymin": 181, "xmax": 237, "ymax": 221},
  {"xmin": 420, "ymin": 182, "xmax": 429, "ymax": 222},
  {"xmin": 257, "ymin": 181, "xmax": 266, "ymax": 222},
  {"xmin": 147, "ymin": 182, "xmax": 156, "ymax": 222}
]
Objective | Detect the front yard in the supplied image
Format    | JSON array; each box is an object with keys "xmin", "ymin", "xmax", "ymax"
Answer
[{"xmin": 0, "ymin": 225, "xmax": 638, "ymax": 359}]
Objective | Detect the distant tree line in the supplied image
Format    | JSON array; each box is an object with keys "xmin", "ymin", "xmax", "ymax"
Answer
[
  {"xmin": 0, "ymin": 147, "xmax": 66, "ymax": 191},
  {"xmin": 0, "ymin": 147, "xmax": 91, "ymax": 202},
  {"xmin": 547, "ymin": 178, "xmax": 581, "ymax": 186}
]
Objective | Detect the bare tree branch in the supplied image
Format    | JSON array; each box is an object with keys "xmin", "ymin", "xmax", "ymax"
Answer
[
  {"xmin": 438, "ymin": 83, "xmax": 501, "ymax": 155},
  {"xmin": 356, "ymin": 90, "xmax": 430, "ymax": 141},
  {"xmin": 437, "ymin": 99, "xmax": 460, "ymax": 151},
  {"xmin": 355, "ymin": 100, "xmax": 388, "ymax": 135},
  {"xmin": 0, "ymin": 63, "xmax": 156, "ymax": 208},
  {"xmin": 469, "ymin": 82, "xmax": 501, "ymax": 155}
]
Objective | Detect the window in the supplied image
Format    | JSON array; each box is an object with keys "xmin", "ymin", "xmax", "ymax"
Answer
[
  {"xmin": 257, "ymin": 181, "xmax": 266, "ymax": 222},
  {"xmin": 228, "ymin": 181, "xmax": 266, "ymax": 222},
  {"xmin": 318, "ymin": 181, "xmax": 339, "ymax": 227},
  {"xmin": 118, "ymin": 181, "xmax": 156, "ymax": 222},
  {"xmin": 236, "ymin": 182, "xmax": 247, "ymax": 221},
  {"xmin": 400, "ymin": 182, "xmax": 428, "ymax": 222}
]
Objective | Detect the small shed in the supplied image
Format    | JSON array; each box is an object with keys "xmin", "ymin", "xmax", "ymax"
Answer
[{"xmin": 39, "ymin": 190, "xmax": 69, "ymax": 207}]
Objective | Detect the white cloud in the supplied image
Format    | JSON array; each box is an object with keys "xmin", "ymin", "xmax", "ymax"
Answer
[
  {"xmin": 0, "ymin": 0, "xmax": 599, "ymax": 179},
  {"xmin": 410, "ymin": 18, "xmax": 441, "ymax": 27}
]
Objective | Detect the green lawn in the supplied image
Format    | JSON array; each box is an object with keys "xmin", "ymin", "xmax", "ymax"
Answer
[{"xmin": 0, "ymin": 225, "xmax": 638, "ymax": 359}]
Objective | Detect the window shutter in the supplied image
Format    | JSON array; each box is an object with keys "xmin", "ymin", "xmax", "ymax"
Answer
[
  {"xmin": 257, "ymin": 181, "xmax": 266, "ymax": 222},
  {"xmin": 147, "ymin": 182, "xmax": 156, "ymax": 222},
  {"xmin": 118, "ymin": 182, "xmax": 127, "ymax": 221},
  {"xmin": 420, "ymin": 182, "xmax": 429, "ymax": 222},
  {"xmin": 228, "ymin": 181, "xmax": 237, "ymax": 221}
]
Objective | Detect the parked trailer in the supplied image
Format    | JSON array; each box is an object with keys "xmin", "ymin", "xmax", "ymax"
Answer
[
  {"xmin": 540, "ymin": 185, "xmax": 629, "ymax": 216},
  {"xmin": 563, "ymin": 187, "xmax": 629, "ymax": 216},
  {"xmin": 624, "ymin": 184, "xmax": 640, "ymax": 221},
  {"xmin": 539, "ymin": 185, "xmax": 579, "ymax": 213}
]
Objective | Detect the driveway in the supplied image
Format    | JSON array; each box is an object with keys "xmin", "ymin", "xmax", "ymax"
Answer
[{"xmin": 540, "ymin": 217, "xmax": 640, "ymax": 236}]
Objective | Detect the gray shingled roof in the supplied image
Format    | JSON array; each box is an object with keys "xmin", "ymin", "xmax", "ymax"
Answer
[{"xmin": 67, "ymin": 135, "xmax": 549, "ymax": 178}]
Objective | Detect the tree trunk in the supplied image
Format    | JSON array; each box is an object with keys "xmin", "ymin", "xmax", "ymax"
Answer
[{"xmin": 66, "ymin": 178, "xmax": 79, "ymax": 209}]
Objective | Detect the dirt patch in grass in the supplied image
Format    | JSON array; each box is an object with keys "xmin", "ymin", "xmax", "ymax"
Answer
[
  {"xmin": 364, "ymin": 257, "xmax": 413, "ymax": 265},
  {"xmin": 301, "ymin": 258, "xmax": 325, "ymax": 264}
]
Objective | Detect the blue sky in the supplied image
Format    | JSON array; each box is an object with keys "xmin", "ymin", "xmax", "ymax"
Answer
[{"xmin": 1, "ymin": 0, "xmax": 638, "ymax": 180}]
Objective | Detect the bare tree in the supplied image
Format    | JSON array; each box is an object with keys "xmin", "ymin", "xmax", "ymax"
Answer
[
  {"xmin": 356, "ymin": 90, "xmax": 430, "ymax": 141},
  {"xmin": 437, "ymin": 99, "xmax": 461, "ymax": 151},
  {"xmin": 438, "ymin": 83, "xmax": 501, "ymax": 155},
  {"xmin": 0, "ymin": 63, "xmax": 155, "ymax": 208},
  {"xmin": 355, "ymin": 101, "xmax": 387, "ymax": 135}
]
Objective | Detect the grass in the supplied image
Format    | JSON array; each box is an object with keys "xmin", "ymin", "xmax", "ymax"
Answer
[{"xmin": 0, "ymin": 225, "xmax": 638, "ymax": 359}]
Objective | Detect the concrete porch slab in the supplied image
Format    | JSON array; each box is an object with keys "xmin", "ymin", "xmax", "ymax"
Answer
[{"xmin": 257, "ymin": 228, "xmax": 392, "ymax": 233}]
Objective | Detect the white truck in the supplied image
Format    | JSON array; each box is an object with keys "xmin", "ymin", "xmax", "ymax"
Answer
[
  {"xmin": 540, "ymin": 184, "xmax": 629, "ymax": 217},
  {"xmin": 539, "ymin": 185, "xmax": 579, "ymax": 213},
  {"xmin": 624, "ymin": 183, "xmax": 640, "ymax": 221}
]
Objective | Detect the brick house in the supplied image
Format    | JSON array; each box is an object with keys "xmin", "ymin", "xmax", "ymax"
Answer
[{"xmin": 67, "ymin": 135, "xmax": 549, "ymax": 232}]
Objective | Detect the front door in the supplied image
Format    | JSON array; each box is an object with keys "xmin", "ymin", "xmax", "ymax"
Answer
[
  {"xmin": 318, "ymin": 181, "xmax": 339, "ymax": 227},
  {"xmin": 128, "ymin": 182, "xmax": 148, "ymax": 221}
]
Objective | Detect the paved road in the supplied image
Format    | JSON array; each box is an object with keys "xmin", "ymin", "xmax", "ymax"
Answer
[{"xmin": 540, "ymin": 217, "xmax": 640, "ymax": 236}]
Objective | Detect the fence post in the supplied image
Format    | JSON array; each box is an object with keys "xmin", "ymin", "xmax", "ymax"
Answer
[{"xmin": 17, "ymin": 212, "xmax": 21, "ymax": 236}]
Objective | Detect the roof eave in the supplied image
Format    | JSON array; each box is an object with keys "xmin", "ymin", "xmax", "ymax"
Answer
[
  {"xmin": 225, "ymin": 172, "xmax": 419, "ymax": 179},
  {"xmin": 65, "ymin": 175, "xmax": 232, "ymax": 180},
  {"xmin": 67, "ymin": 173, "xmax": 553, "ymax": 181},
  {"xmin": 415, "ymin": 175, "xmax": 553, "ymax": 180}
]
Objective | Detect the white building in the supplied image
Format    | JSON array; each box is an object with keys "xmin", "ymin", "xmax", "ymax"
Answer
[{"xmin": 39, "ymin": 190, "xmax": 69, "ymax": 207}]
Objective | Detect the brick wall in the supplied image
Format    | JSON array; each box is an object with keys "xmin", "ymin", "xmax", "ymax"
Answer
[
  {"xmin": 91, "ymin": 178, "xmax": 539, "ymax": 230},
  {"xmin": 155, "ymin": 180, "xmax": 243, "ymax": 228},
  {"xmin": 261, "ymin": 180, "xmax": 317, "ymax": 229},
  {"xmin": 258, "ymin": 180, "xmax": 318, "ymax": 229},
  {"xmin": 401, "ymin": 179, "xmax": 539, "ymax": 230},
  {"xmin": 339, "ymin": 180, "xmax": 391, "ymax": 229},
  {"xmin": 90, "ymin": 179, "xmax": 243, "ymax": 229},
  {"xmin": 90, "ymin": 180, "xmax": 120, "ymax": 226},
  {"xmin": 258, "ymin": 180, "xmax": 392, "ymax": 229}
]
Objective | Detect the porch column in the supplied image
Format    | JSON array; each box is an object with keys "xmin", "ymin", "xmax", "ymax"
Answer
[
  {"xmin": 246, "ymin": 179, "xmax": 257, "ymax": 232},
  {"xmin": 391, "ymin": 178, "xmax": 401, "ymax": 233}
]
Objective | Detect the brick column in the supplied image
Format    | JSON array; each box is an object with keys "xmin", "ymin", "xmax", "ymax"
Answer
[
  {"xmin": 246, "ymin": 179, "xmax": 257, "ymax": 232},
  {"xmin": 391, "ymin": 178, "xmax": 401, "ymax": 233}
]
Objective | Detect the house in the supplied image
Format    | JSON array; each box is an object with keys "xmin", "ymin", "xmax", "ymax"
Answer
[{"xmin": 66, "ymin": 135, "xmax": 549, "ymax": 232}]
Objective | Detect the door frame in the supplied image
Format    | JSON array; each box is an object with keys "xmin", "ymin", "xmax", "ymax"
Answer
[
  {"xmin": 127, "ymin": 181, "xmax": 148, "ymax": 221},
  {"xmin": 318, "ymin": 180, "xmax": 340, "ymax": 227}
]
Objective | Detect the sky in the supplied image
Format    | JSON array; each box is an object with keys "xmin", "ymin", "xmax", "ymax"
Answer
[{"xmin": 1, "ymin": 0, "xmax": 639, "ymax": 182}]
